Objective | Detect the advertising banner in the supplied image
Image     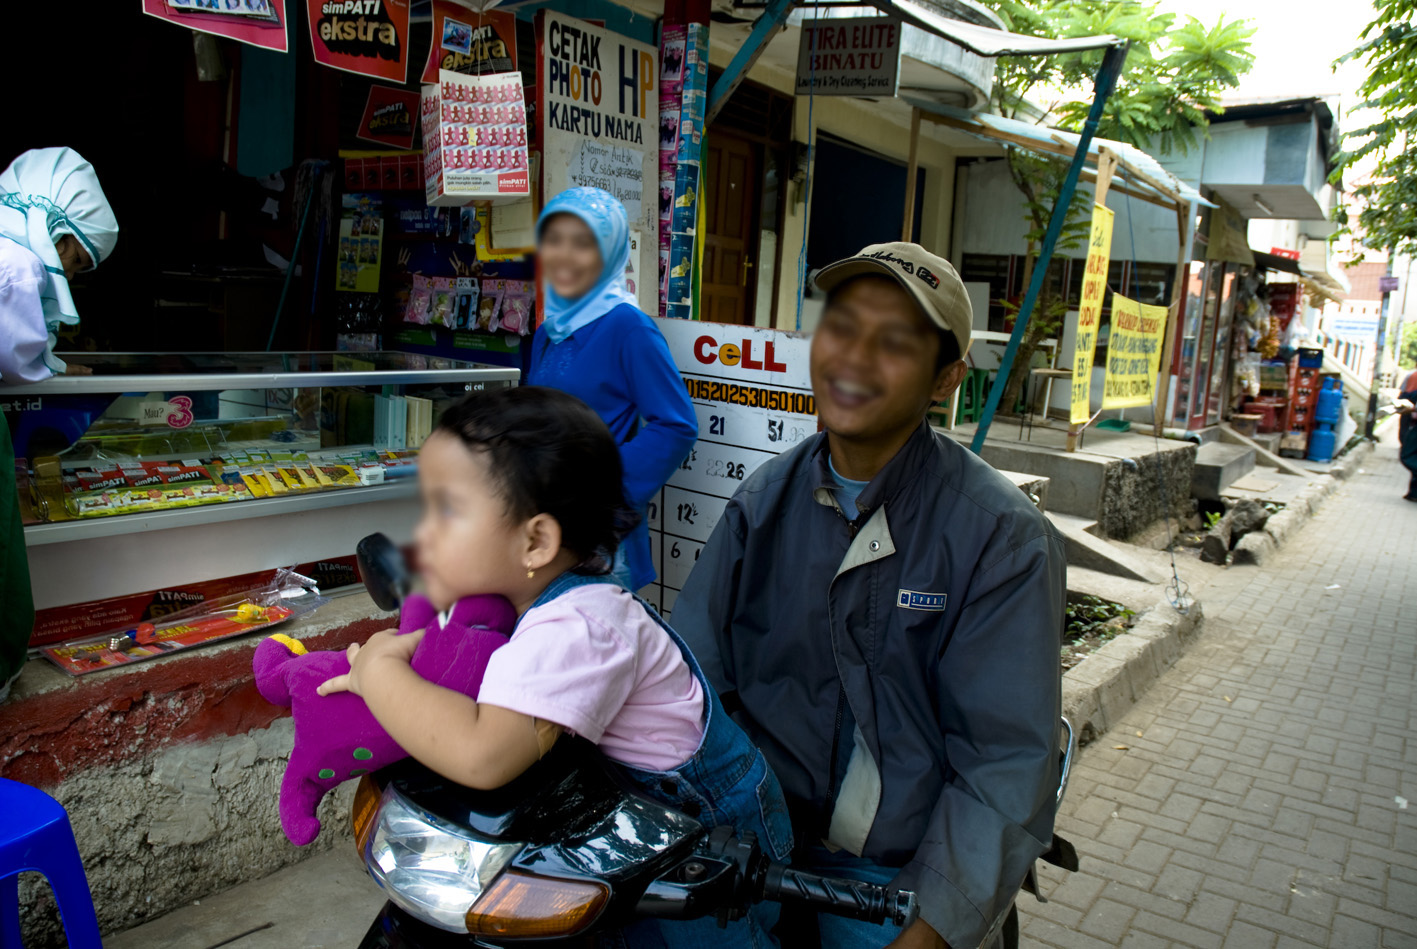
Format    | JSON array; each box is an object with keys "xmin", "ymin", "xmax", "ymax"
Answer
[
  {"xmin": 307, "ymin": 0, "xmax": 411, "ymax": 83},
  {"xmin": 1071, "ymin": 203, "xmax": 1115, "ymax": 425},
  {"xmin": 643, "ymin": 319, "xmax": 815, "ymax": 615},
  {"xmin": 142, "ymin": 0, "xmax": 289, "ymax": 52},
  {"xmin": 795, "ymin": 17, "xmax": 901, "ymax": 97},
  {"xmin": 541, "ymin": 11, "xmax": 659, "ymax": 316},
  {"xmin": 421, "ymin": 70, "xmax": 531, "ymax": 206},
  {"xmin": 1101, "ymin": 294, "xmax": 1168, "ymax": 409},
  {"xmin": 357, "ymin": 84, "xmax": 420, "ymax": 149},
  {"xmin": 422, "ymin": 3, "xmax": 518, "ymax": 83}
]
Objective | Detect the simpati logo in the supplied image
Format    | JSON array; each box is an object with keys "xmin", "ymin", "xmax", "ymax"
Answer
[{"xmin": 498, "ymin": 171, "xmax": 529, "ymax": 193}]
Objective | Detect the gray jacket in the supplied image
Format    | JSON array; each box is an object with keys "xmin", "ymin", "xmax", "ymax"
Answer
[{"xmin": 674, "ymin": 422, "xmax": 1066, "ymax": 947}]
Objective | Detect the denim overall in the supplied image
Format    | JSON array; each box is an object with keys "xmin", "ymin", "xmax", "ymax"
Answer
[{"xmin": 527, "ymin": 571, "xmax": 792, "ymax": 948}]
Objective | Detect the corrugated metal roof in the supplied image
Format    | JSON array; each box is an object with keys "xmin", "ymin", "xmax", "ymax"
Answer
[
  {"xmin": 903, "ymin": 100, "xmax": 1210, "ymax": 208},
  {"xmin": 873, "ymin": 0, "xmax": 1124, "ymax": 57}
]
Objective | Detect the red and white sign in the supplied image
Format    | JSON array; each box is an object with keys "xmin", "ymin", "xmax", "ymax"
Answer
[
  {"xmin": 422, "ymin": 3, "xmax": 518, "ymax": 83},
  {"xmin": 357, "ymin": 84, "xmax": 420, "ymax": 149},
  {"xmin": 421, "ymin": 69, "xmax": 531, "ymax": 206},
  {"xmin": 142, "ymin": 0, "xmax": 289, "ymax": 52},
  {"xmin": 307, "ymin": 0, "xmax": 411, "ymax": 83},
  {"xmin": 1270, "ymin": 246, "xmax": 1301, "ymax": 261},
  {"xmin": 643, "ymin": 319, "xmax": 815, "ymax": 615}
]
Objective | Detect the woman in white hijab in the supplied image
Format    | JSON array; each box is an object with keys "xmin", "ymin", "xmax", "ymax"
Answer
[
  {"xmin": 0, "ymin": 147, "xmax": 119, "ymax": 384},
  {"xmin": 0, "ymin": 147, "xmax": 117, "ymax": 700}
]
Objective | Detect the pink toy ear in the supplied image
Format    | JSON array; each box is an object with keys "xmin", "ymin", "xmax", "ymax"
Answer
[
  {"xmin": 399, "ymin": 592, "xmax": 439, "ymax": 634},
  {"xmin": 448, "ymin": 594, "xmax": 517, "ymax": 633}
]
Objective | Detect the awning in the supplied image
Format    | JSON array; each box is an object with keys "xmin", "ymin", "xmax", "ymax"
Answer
[
  {"xmin": 868, "ymin": 0, "xmax": 1124, "ymax": 57},
  {"xmin": 1252, "ymin": 250, "xmax": 1302, "ymax": 276},
  {"xmin": 900, "ymin": 100, "xmax": 1207, "ymax": 209}
]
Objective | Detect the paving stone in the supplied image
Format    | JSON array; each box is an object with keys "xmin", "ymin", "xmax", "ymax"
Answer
[{"xmin": 1020, "ymin": 432, "xmax": 1416, "ymax": 946}]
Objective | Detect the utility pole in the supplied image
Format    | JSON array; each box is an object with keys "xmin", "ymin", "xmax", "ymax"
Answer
[{"xmin": 1365, "ymin": 253, "xmax": 1396, "ymax": 439}]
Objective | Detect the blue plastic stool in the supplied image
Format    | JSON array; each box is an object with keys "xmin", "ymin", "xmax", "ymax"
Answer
[{"xmin": 0, "ymin": 779, "xmax": 101, "ymax": 948}]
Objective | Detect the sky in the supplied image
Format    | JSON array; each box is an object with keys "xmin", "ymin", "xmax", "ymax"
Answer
[{"xmin": 1154, "ymin": 0, "xmax": 1378, "ymax": 136}]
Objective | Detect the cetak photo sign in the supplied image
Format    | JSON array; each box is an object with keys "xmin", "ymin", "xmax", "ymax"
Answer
[
  {"xmin": 307, "ymin": 0, "xmax": 411, "ymax": 83},
  {"xmin": 1101, "ymin": 294, "xmax": 1167, "ymax": 409},
  {"xmin": 795, "ymin": 17, "xmax": 901, "ymax": 97},
  {"xmin": 1071, "ymin": 203, "xmax": 1115, "ymax": 425},
  {"xmin": 421, "ymin": 3, "xmax": 517, "ymax": 83},
  {"xmin": 643, "ymin": 319, "xmax": 815, "ymax": 615},
  {"xmin": 540, "ymin": 11, "xmax": 659, "ymax": 315}
]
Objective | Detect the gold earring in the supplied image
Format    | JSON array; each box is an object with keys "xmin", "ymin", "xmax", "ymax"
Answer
[{"xmin": 526, "ymin": 567, "xmax": 535, "ymax": 579}]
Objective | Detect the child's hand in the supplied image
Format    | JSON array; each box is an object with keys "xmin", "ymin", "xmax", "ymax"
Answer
[{"xmin": 317, "ymin": 627, "xmax": 424, "ymax": 697}]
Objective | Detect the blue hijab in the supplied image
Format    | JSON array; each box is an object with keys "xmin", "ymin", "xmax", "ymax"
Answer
[
  {"xmin": 0, "ymin": 148, "xmax": 119, "ymax": 375},
  {"xmin": 536, "ymin": 187, "xmax": 639, "ymax": 344}
]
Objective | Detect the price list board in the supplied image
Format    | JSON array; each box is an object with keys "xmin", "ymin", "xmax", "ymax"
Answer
[{"xmin": 642, "ymin": 319, "xmax": 815, "ymax": 616}]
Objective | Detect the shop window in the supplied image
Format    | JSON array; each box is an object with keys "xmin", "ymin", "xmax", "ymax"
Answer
[
  {"xmin": 959, "ymin": 253, "xmax": 1012, "ymax": 328},
  {"xmin": 807, "ymin": 135, "xmax": 925, "ymax": 273}
]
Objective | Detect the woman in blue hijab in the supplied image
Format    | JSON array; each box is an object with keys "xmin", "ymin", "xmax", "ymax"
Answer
[
  {"xmin": 529, "ymin": 187, "xmax": 697, "ymax": 592},
  {"xmin": 0, "ymin": 147, "xmax": 118, "ymax": 700}
]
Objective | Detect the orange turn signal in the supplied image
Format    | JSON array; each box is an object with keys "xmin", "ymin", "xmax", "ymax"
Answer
[
  {"xmin": 352, "ymin": 775, "xmax": 381, "ymax": 855},
  {"xmin": 465, "ymin": 870, "xmax": 609, "ymax": 938}
]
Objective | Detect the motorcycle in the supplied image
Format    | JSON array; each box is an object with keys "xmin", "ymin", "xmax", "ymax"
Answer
[
  {"xmin": 350, "ymin": 533, "xmax": 916, "ymax": 946},
  {"xmin": 349, "ymin": 534, "xmax": 1074, "ymax": 947}
]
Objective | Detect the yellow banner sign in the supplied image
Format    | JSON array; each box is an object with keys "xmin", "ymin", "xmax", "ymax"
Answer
[
  {"xmin": 1102, "ymin": 294, "xmax": 1168, "ymax": 408},
  {"xmin": 1071, "ymin": 204, "xmax": 1115, "ymax": 424}
]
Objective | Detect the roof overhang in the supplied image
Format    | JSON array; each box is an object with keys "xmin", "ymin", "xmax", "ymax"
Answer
[
  {"xmin": 903, "ymin": 100, "xmax": 1203, "ymax": 210},
  {"xmin": 864, "ymin": 0, "xmax": 1122, "ymax": 57}
]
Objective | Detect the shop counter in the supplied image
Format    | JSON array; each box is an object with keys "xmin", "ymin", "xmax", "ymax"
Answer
[{"xmin": 7, "ymin": 351, "xmax": 518, "ymax": 633}]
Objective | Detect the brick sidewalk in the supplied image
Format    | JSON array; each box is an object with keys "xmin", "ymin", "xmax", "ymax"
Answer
[{"xmin": 1022, "ymin": 429, "xmax": 1417, "ymax": 949}]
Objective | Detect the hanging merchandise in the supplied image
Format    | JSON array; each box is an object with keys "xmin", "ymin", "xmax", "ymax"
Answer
[
  {"xmin": 142, "ymin": 0, "xmax": 289, "ymax": 52},
  {"xmin": 422, "ymin": 70, "xmax": 531, "ymax": 206},
  {"xmin": 422, "ymin": 3, "xmax": 518, "ymax": 83},
  {"xmin": 663, "ymin": 20, "xmax": 707, "ymax": 319},
  {"xmin": 476, "ymin": 278, "xmax": 535, "ymax": 334},
  {"xmin": 336, "ymin": 195, "xmax": 384, "ymax": 292},
  {"xmin": 307, "ymin": 0, "xmax": 411, "ymax": 83}
]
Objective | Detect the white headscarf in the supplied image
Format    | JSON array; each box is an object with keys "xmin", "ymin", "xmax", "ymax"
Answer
[{"xmin": 0, "ymin": 148, "xmax": 118, "ymax": 375}]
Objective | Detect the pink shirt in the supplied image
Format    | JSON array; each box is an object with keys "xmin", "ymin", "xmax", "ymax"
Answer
[{"xmin": 477, "ymin": 584, "xmax": 705, "ymax": 772}]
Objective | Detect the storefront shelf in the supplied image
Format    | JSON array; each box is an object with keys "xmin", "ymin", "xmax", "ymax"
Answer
[{"xmin": 23, "ymin": 480, "xmax": 418, "ymax": 547}]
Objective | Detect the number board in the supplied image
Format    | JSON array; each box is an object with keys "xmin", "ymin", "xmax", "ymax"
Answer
[{"xmin": 641, "ymin": 319, "xmax": 815, "ymax": 615}]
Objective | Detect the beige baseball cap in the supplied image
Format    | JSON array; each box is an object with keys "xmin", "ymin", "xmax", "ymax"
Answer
[{"xmin": 814, "ymin": 242, "xmax": 972, "ymax": 357}]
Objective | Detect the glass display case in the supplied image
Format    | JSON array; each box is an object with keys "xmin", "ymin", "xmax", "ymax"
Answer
[{"xmin": 6, "ymin": 352, "xmax": 518, "ymax": 615}]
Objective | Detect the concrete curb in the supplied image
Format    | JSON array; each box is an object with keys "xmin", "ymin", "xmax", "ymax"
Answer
[
  {"xmin": 1062, "ymin": 596, "xmax": 1204, "ymax": 746},
  {"xmin": 1231, "ymin": 438, "xmax": 1376, "ymax": 567}
]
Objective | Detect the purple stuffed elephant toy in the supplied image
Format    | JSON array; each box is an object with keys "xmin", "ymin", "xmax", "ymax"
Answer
[{"xmin": 253, "ymin": 592, "xmax": 516, "ymax": 845}]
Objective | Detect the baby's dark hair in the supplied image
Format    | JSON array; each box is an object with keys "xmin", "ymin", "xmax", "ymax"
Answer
[{"xmin": 435, "ymin": 386, "xmax": 638, "ymax": 575}]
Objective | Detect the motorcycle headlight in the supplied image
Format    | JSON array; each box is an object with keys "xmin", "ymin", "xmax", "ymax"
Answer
[{"xmin": 365, "ymin": 786, "xmax": 522, "ymax": 933}]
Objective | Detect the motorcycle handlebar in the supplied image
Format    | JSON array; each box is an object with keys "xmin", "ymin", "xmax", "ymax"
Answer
[{"xmin": 759, "ymin": 863, "xmax": 919, "ymax": 928}]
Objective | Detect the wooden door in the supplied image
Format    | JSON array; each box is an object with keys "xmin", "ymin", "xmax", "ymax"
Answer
[{"xmin": 702, "ymin": 132, "xmax": 760, "ymax": 325}]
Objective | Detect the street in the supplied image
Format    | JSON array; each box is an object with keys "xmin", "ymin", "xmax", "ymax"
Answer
[{"xmin": 1022, "ymin": 427, "xmax": 1417, "ymax": 948}]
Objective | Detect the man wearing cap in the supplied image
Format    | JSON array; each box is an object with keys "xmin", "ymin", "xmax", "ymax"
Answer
[{"xmin": 675, "ymin": 243, "xmax": 1066, "ymax": 948}]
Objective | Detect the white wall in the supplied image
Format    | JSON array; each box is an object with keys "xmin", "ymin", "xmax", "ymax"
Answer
[{"xmin": 954, "ymin": 158, "xmax": 1180, "ymax": 266}]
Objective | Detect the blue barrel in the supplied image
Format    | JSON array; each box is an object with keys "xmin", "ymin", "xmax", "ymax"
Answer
[
  {"xmin": 1308, "ymin": 423, "xmax": 1336, "ymax": 463},
  {"xmin": 1314, "ymin": 378, "xmax": 1344, "ymax": 425}
]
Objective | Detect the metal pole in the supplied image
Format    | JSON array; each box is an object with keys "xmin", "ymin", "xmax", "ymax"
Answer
[
  {"xmin": 1365, "ymin": 254, "xmax": 1395, "ymax": 438},
  {"xmin": 971, "ymin": 41, "xmax": 1130, "ymax": 454}
]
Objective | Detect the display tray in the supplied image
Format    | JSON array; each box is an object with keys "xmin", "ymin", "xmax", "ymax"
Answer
[
  {"xmin": 3, "ymin": 351, "xmax": 519, "ymax": 394},
  {"xmin": 5, "ymin": 351, "xmax": 517, "ymax": 529}
]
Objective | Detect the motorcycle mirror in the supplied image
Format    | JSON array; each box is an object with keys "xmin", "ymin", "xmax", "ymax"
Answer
[{"xmin": 357, "ymin": 533, "xmax": 412, "ymax": 611}]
